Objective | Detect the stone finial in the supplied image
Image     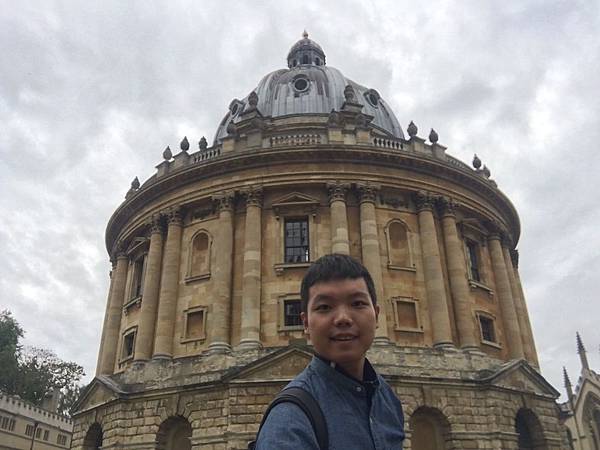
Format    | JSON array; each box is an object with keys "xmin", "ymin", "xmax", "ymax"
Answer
[
  {"xmin": 577, "ymin": 332, "xmax": 590, "ymax": 370},
  {"xmin": 226, "ymin": 121, "xmax": 237, "ymax": 135},
  {"xmin": 180, "ymin": 136, "xmax": 190, "ymax": 152},
  {"xmin": 248, "ymin": 91, "xmax": 259, "ymax": 108},
  {"xmin": 564, "ymin": 366, "xmax": 574, "ymax": 401},
  {"xmin": 162, "ymin": 145, "xmax": 172, "ymax": 160},
  {"xmin": 131, "ymin": 176, "xmax": 140, "ymax": 190},
  {"xmin": 327, "ymin": 109, "xmax": 342, "ymax": 127},
  {"xmin": 482, "ymin": 165, "xmax": 491, "ymax": 178},
  {"xmin": 473, "ymin": 154, "xmax": 482, "ymax": 169},
  {"xmin": 199, "ymin": 136, "xmax": 208, "ymax": 151},
  {"xmin": 344, "ymin": 84, "xmax": 356, "ymax": 103},
  {"xmin": 407, "ymin": 121, "xmax": 418, "ymax": 138},
  {"xmin": 429, "ymin": 128, "xmax": 439, "ymax": 144},
  {"xmin": 303, "ymin": 30, "xmax": 309, "ymax": 39}
]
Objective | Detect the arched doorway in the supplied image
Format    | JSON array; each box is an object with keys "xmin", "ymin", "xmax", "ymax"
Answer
[
  {"xmin": 409, "ymin": 406, "xmax": 450, "ymax": 450},
  {"xmin": 515, "ymin": 409, "xmax": 546, "ymax": 450},
  {"xmin": 156, "ymin": 415, "xmax": 192, "ymax": 450},
  {"xmin": 83, "ymin": 422, "xmax": 103, "ymax": 450}
]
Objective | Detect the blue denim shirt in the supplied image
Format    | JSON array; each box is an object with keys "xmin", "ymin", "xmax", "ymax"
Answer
[{"xmin": 256, "ymin": 356, "xmax": 405, "ymax": 449}]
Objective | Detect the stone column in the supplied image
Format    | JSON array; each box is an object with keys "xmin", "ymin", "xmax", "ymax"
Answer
[
  {"xmin": 208, "ymin": 192, "xmax": 235, "ymax": 353},
  {"xmin": 357, "ymin": 184, "xmax": 389, "ymax": 343},
  {"xmin": 134, "ymin": 215, "xmax": 164, "ymax": 361},
  {"xmin": 415, "ymin": 191, "xmax": 454, "ymax": 349},
  {"xmin": 438, "ymin": 197, "xmax": 478, "ymax": 351},
  {"xmin": 327, "ymin": 181, "xmax": 350, "ymax": 255},
  {"xmin": 511, "ymin": 249, "xmax": 540, "ymax": 367},
  {"xmin": 239, "ymin": 187, "xmax": 263, "ymax": 350},
  {"xmin": 488, "ymin": 232, "xmax": 524, "ymax": 359},
  {"xmin": 97, "ymin": 251, "xmax": 128, "ymax": 375},
  {"xmin": 153, "ymin": 207, "xmax": 183, "ymax": 359}
]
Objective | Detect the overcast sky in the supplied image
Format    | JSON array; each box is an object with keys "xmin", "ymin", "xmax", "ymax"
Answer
[{"xmin": 1, "ymin": 1, "xmax": 598, "ymax": 400}]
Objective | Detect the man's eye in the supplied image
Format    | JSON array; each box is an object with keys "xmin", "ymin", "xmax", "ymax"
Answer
[
  {"xmin": 353, "ymin": 301, "xmax": 368, "ymax": 307},
  {"xmin": 314, "ymin": 304, "xmax": 331, "ymax": 311}
]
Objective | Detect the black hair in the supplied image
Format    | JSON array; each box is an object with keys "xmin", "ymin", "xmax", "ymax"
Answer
[{"xmin": 300, "ymin": 253, "xmax": 377, "ymax": 313}]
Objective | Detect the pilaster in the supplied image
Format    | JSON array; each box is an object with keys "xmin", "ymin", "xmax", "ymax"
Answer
[{"xmin": 327, "ymin": 181, "xmax": 350, "ymax": 255}]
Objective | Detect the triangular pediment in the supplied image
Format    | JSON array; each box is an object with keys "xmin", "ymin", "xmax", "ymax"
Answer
[
  {"xmin": 481, "ymin": 360, "xmax": 560, "ymax": 397},
  {"xmin": 225, "ymin": 345, "xmax": 313, "ymax": 382},
  {"xmin": 272, "ymin": 192, "xmax": 320, "ymax": 208},
  {"xmin": 71, "ymin": 376, "xmax": 123, "ymax": 415}
]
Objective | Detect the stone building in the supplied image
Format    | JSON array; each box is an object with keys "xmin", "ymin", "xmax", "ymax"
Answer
[
  {"xmin": 559, "ymin": 333, "xmax": 600, "ymax": 449},
  {"xmin": 71, "ymin": 33, "xmax": 567, "ymax": 449},
  {"xmin": 0, "ymin": 392, "xmax": 72, "ymax": 450}
]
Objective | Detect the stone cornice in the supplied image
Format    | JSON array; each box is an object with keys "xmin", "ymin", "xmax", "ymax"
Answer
[{"xmin": 106, "ymin": 145, "xmax": 520, "ymax": 252}]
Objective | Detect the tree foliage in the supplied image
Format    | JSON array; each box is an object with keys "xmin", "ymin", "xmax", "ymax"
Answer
[{"xmin": 0, "ymin": 310, "xmax": 85, "ymax": 416}]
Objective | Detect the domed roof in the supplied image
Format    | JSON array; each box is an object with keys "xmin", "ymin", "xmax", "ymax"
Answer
[{"xmin": 214, "ymin": 33, "xmax": 404, "ymax": 143}]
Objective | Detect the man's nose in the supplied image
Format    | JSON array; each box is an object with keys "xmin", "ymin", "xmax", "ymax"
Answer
[{"xmin": 333, "ymin": 306, "xmax": 353, "ymax": 326}]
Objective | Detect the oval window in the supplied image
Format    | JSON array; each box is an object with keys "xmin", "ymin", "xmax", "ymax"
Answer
[{"xmin": 293, "ymin": 77, "xmax": 309, "ymax": 93}]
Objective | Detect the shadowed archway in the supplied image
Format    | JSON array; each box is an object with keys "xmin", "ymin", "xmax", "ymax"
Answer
[
  {"xmin": 156, "ymin": 415, "xmax": 192, "ymax": 450},
  {"xmin": 83, "ymin": 422, "xmax": 103, "ymax": 450},
  {"xmin": 409, "ymin": 406, "xmax": 451, "ymax": 450},
  {"xmin": 515, "ymin": 408, "xmax": 546, "ymax": 450}
]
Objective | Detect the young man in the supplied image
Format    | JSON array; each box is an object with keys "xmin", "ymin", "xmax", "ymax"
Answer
[{"xmin": 256, "ymin": 254, "xmax": 405, "ymax": 449}]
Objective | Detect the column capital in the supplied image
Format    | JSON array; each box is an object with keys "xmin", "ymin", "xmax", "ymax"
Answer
[
  {"xmin": 242, "ymin": 186, "xmax": 263, "ymax": 208},
  {"xmin": 437, "ymin": 196, "xmax": 460, "ymax": 217},
  {"xmin": 327, "ymin": 181, "xmax": 350, "ymax": 204},
  {"xmin": 213, "ymin": 191, "xmax": 235, "ymax": 212},
  {"xmin": 356, "ymin": 182, "xmax": 380, "ymax": 204},
  {"xmin": 165, "ymin": 205, "xmax": 183, "ymax": 226},
  {"xmin": 414, "ymin": 190, "xmax": 437, "ymax": 212},
  {"xmin": 148, "ymin": 214, "xmax": 164, "ymax": 235}
]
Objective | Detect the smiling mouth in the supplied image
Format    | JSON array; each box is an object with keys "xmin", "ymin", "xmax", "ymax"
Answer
[{"xmin": 331, "ymin": 336, "xmax": 357, "ymax": 341}]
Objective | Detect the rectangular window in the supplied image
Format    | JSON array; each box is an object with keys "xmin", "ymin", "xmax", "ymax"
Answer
[
  {"xmin": 466, "ymin": 241, "xmax": 481, "ymax": 282},
  {"xmin": 26, "ymin": 424, "xmax": 34, "ymax": 437},
  {"xmin": 8, "ymin": 418, "xmax": 15, "ymax": 431},
  {"xmin": 284, "ymin": 299, "xmax": 302, "ymax": 327},
  {"xmin": 122, "ymin": 329, "xmax": 136, "ymax": 359},
  {"xmin": 479, "ymin": 315, "xmax": 496, "ymax": 343},
  {"xmin": 35, "ymin": 427, "xmax": 41, "ymax": 438},
  {"xmin": 0, "ymin": 416, "xmax": 8, "ymax": 429},
  {"xmin": 57, "ymin": 434, "xmax": 67, "ymax": 446},
  {"xmin": 43, "ymin": 429, "xmax": 49, "ymax": 441},
  {"xmin": 284, "ymin": 218, "xmax": 309, "ymax": 263}
]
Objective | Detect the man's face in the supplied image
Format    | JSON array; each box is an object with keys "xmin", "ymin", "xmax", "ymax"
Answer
[{"xmin": 301, "ymin": 277, "xmax": 379, "ymax": 373}]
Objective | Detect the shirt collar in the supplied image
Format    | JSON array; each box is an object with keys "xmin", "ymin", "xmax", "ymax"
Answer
[{"xmin": 312, "ymin": 354, "xmax": 379, "ymax": 391}]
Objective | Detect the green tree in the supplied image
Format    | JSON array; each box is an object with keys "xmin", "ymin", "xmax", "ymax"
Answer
[
  {"xmin": 0, "ymin": 310, "xmax": 23, "ymax": 394},
  {"xmin": 0, "ymin": 310, "xmax": 85, "ymax": 416}
]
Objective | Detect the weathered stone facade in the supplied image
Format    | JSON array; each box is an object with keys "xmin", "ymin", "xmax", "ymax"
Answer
[{"xmin": 72, "ymin": 33, "xmax": 567, "ymax": 449}]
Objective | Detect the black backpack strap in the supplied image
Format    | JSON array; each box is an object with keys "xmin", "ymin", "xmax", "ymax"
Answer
[{"xmin": 250, "ymin": 386, "xmax": 328, "ymax": 450}]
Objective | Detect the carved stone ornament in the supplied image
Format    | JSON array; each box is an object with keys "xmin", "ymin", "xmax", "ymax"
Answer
[
  {"xmin": 355, "ymin": 113, "xmax": 368, "ymax": 128},
  {"xmin": 250, "ymin": 117, "xmax": 266, "ymax": 131},
  {"xmin": 149, "ymin": 214, "xmax": 164, "ymax": 234},
  {"xmin": 327, "ymin": 181, "xmax": 350, "ymax": 203},
  {"xmin": 244, "ymin": 186, "xmax": 263, "ymax": 207},
  {"xmin": 248, "ymin": 91, "xmax": 259, "ymax": 108},
  {"xmin": 407, "ymin": 121, "xmax": 418, "ymax": 138},
  {"xmin": 162, "ymin": 145, "xmax": 173, "ymax": 160},
  {"xmin": 166, "ymin": 206, "xmax": 183, "ymax": 225},
  {"xmin": 180, "ymin": 136, "xmax": 190, "ymax": 152},
  {"xmin": 199, "ymin": 136, "xmax": 208, "ymax": 151},
  {"xmin": 343, "ymin": 84, "xmax": 356, "ymax": 103},
  {"xmin": 357, "ymin": 183, "xmax": 379, "ymax": 204},
  {"xmin": 414, "ymin": 190, "xmax": 437, "ymax": 211},
  {"xmin": 429, "ymin": 128, "xmax": 439, "ymax": 144},
  {"xmin": 437, "ymin": 196, "xmax": 459, "ymax": 216},
  {"xmin": 213, "ymin": 191, "xmax": 235, "ymax": 212},
  {"xmin": 131, "ymin": 176, "xmax": 140, "ymax": 190},
  {"xmin": 482, "ymin": 165, "xmax": 491, "ymax": 178},
  {"xmin": 472, "ymin": 154, "xmax": 482, "ymax": 169},
  {"xmin": 327, "ymin": 110, "xmax": 343, "ymax": 127},
  {"xmin": 226, "ymin": 121, "xmax": 237, "ymax": 136}
]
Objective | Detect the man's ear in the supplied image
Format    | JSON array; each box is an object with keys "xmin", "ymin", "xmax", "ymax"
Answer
[
  {"xmin": 301, "ymin": 311, "xmax": 309, "ymax": 334},
  {"xmin": 374, "ymin": 304, "xmax": 380, "ymax": 322}
]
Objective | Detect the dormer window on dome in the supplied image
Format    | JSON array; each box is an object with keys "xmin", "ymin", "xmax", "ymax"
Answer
[{"xmin": 287, "ymin": 31, "xmax": 326, "ymax": 68}]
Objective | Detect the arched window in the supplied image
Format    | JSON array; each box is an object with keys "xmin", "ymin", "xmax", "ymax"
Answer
[
  {"xmin": 409, "ymin": 406, "xmax": 449, "ymax": 450},
  {"xmin": 156, "ymin": 416, "xmax": 192, "ymax": 450},
  {"xmin": 187, "ymin": 231, "xmax": 211, "ymax": 281},
  {"xmin": 386, "ymin": 220, "xmax": 412, "ymax": 269},
  {"xmin": 315, "ymin": 57, "xmax": 321, "ymax": 65},
  {"xmin": 302, "ymin": 54, "xmax": 309, "ymax": 64},
  {"xmin": 83, "ymin": 423, "xmax": 103, "ymax": 450},
  {"xmin": 515, "ymin": 408, "xmax": 547, "ymax": 450}
]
